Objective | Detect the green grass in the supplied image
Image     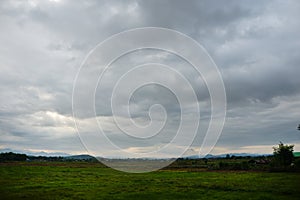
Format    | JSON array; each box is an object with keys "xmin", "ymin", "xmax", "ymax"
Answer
[{"xmin": 0, "ymin": 162, "xmax": 299, "ymax": 199}]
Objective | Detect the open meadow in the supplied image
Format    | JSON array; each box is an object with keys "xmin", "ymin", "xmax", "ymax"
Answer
[{"xmin": 1, "ymin": 161, "xmax": 299, "ymax": 200}]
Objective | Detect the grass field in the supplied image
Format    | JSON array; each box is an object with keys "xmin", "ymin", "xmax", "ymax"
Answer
[{"xmin": 1, "ymin": 162, "xmax": 299, "ymax": 200}]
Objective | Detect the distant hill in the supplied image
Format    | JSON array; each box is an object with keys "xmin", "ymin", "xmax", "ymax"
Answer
[{"xmin": 64, "ymin": 154, "xmax": 96, "ymax": 160}]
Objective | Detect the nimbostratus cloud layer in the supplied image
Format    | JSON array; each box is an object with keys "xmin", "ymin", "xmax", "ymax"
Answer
[{"xmin": 0, "ymin": 0, "xmax": 300, "ymax": 156}]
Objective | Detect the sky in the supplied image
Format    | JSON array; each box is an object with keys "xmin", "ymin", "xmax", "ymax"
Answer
[{"xmin": 1, "ymin": 0, "xmax": 300, "ymax": 157}]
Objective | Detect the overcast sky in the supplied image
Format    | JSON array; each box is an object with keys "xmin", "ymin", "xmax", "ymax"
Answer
[{"xmin": 1, "ymin": 0, "xmax": 300, "ymax": 157}]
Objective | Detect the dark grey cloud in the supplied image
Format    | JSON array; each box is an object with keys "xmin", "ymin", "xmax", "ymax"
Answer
[{"xmin": 0, "ymin": 0, "xmax": 300, "ymax": 156}]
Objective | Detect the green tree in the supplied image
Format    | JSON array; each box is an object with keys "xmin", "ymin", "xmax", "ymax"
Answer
[
  {"xmin": 273, "ymin": 142, "xmax": 294, "ymax": 167},
  {"xmin": 0, "ymin": 152, "xmax": 27, "ymax": 162}
]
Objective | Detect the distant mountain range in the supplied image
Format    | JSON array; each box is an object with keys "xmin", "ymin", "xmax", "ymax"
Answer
[
  {"xmin": 186, "ymin": 153, "xmax": 272, "ymax": 159},
  {"xmin": 0, "ymin": 148, "xmax": 271, "ymax": 159},
  {"xmin": 0, "ymin": 148, "xmax": 71, "ymax": 157}
]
